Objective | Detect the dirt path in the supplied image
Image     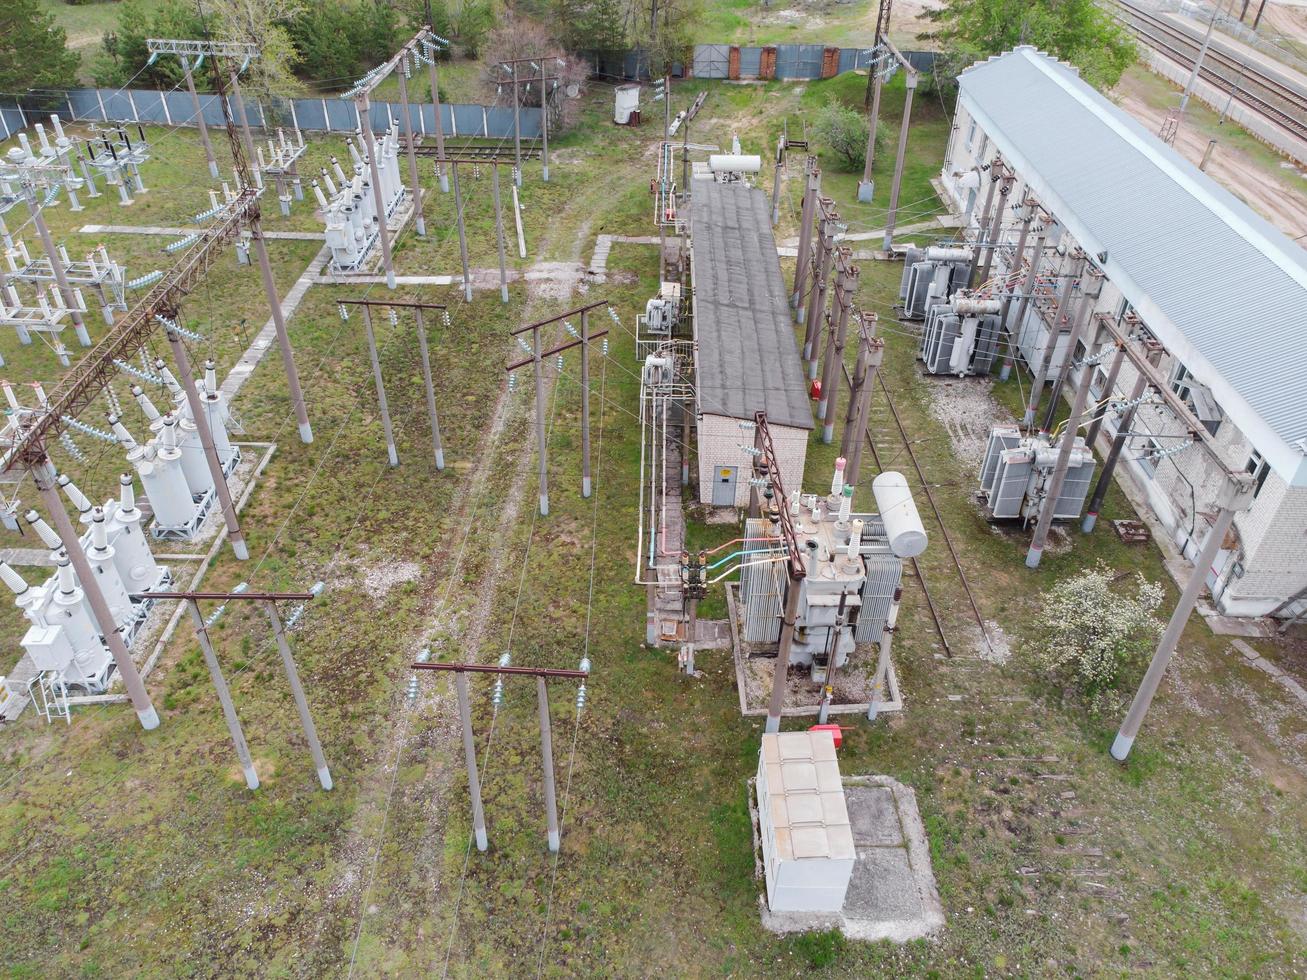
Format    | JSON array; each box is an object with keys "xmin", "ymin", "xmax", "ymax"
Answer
[{"xmin": 1112, "ymin": 74, "xmax": 1307, "ymax": 239}]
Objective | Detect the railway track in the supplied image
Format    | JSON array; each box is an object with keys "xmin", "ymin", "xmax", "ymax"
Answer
[{"xmin": 1110, "ymin": 0, "xmax": 1307, "ymax": 143}]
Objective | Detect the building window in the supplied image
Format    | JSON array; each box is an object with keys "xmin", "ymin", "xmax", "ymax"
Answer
[
  {"xmin": 1116, "ymin": 296, "xmax": 1133, "ymax": 322},
  {"xmin": 966, "ymin": 120, "xmax": 977, "ymax": 149},
  {"xmin": 1170, "ymin": 363, "xmax": 1193, "ymax": 401},
  {"xmin": 1245, "ymin": 451, "xmax": 1271, "ymax": 498}
]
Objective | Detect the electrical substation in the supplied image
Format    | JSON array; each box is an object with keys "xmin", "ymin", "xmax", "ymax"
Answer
[{"xmin": 1, "ymin": 13, "xmax": 1306, "ymax": 969}]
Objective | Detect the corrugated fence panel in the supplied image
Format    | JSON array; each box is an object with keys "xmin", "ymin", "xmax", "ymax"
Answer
[
  {"xmin": 292, "ymin": 98, "xmax": 328, "ymax": 131},
  {"xmin": 324, "ymin": 98, "xmax": 357, "ymax": 132},
  {"xmin": 453, "ymin": 104, "xmax": 484, "ymax": 137},
  {"xmin": 163, "ymin": 91, "xmax": 193, "ymax": 126},
  {"xmin": 694, "ymin": 44, "xmax": 730, "ymax": 79},
  {"xmin": 65, "ymin": 90, "xmax": 100, "ymax": 122},
  {"xmin": 0, "ymin": 104, "xmax": 24, "ymax": 141},
  {"xmin": 838, "ymin": 48, "xmax": 872, "ymax": 74},
  {"xmin": 775, "ymin": 44, "xmax": 826, "ymax": 80},
  {"xmin": 100, "ymin": 90, "xmax": 133, "ymax": 121},
  {"xmin": 738, "ymin": 47, "xmax": 763, "ymax": 78},
  {"xmin": 131, "ymin": 90, "xmax": 166, "ymax": 124}
]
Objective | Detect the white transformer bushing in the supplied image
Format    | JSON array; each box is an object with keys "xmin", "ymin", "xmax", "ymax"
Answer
[
  {"xmin": 86, "ymin": 507, "xmax": 134, "ymax": 629},
  {"xmin": 47, "ymin": 556, "xmax": 112, "ymax": 685},
  {"xmin": 108, "ymin": 474, "xmax": 162, "ymax": 593},
  {"xmin": 57, "ymin": 473, "xmax": 94, "ymax": 524},
  {"xmin": 872, "ymin": 471, "xmax": 928, "ymax": 558},
  {"xmin": 132, "ymin": 385, "xmax": 167, "ymax": 435},
  {"xmin": 174, "ymin": 415, "xmax": 215, "ymax": 498},
  {"xmin": 23, "ymin": 509, "xmax": 64, "ymax": 561},
  {"xmin": 202, "ymin": 360, "xmax": 235, "ymax": 467}
]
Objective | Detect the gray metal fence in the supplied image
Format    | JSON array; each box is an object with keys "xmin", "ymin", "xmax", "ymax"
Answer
[{"xmin": 0, "ymin": 87, "xmax": 539, "ymax": 143}]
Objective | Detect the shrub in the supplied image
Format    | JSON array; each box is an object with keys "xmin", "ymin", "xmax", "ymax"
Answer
[
  {"xmin": 1028, "ymin": 563, "xmax": 1164, "ymax": 713},
  {"xmin": 812, "ymin": 99, "xmax": 870, "ymax": 172}
]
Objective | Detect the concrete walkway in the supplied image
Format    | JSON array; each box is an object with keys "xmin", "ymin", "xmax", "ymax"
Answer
[{"xmin": 81, "ymin": 224, "xmax": 325, "ymax": 242}]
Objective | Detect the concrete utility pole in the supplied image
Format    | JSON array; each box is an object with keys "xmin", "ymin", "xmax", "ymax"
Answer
[
  {"xmin": 1111, "ymin": 473, "xmax": 1254, "ymax": 760},
  {"xmin": 451, "ymin": 162, "xmax": 473, "ymax": 302},
  {"xmin": 532, "ymin": 323, "xmax": 549, "ymax": 515},
  {"xmin": 414, "ymin": 306, "xmax": 445, "ymax": 470},
  {"xmin": 1180, "ymin": 0, "xmax": 1228, "ymax": 114},
  {"xmin": 1084, "ymin": 344, "xmax": 1125, "ymax": 450},
  {"xmin": 511, "ymin": 64, "xmax": 523, "ymax": 186},
  {"xmin": 1024, "ymin": 298, "xmax": 1096, "ymax": 569},
  {"xmin": 770, "ymin": 132, "xmax": 785, "ymax": 226},
  {"xmin": 181, "ymin": 56, "xmax": 220, "ymax": 180},
  {"xmin": 35, "ymin": 462, "xmax": 159, "ymax": 730},
  {"xmin": 843, "ymin": 317, "xmax": 883, "ymax": 488},
  {"xmin": 1024, "ymin": 249, "xmax": 1086, "ymax": 428},
  {"xmin": 766, "ymin": 569, "xmax": 805, "ymax": 734},
  {"xmin": 426, "ymin": 37, "xmax": 449, "ymax": 192},
  {"xmin": 997, "ymin": 200, "xmax": 1038, "ymax": 382},
  {"xmin": 880, "ymin": 44, "xmax": 918, "ymax": 253},
  {"xmin": 858, "ymin": 50, "xmax": 884, "ymax": 203},
  {"xmin": 26, "ymin": 195, "xmax": 91, "ymax": 347},
  {"xmin": 491, "ymin": 162, "xmax": 510, "ymax": 304},
  {"xmin": 977, "ymin": 164, "xmax": 1013, "ymax": 286},
  {"xmin": 396, "ymin": 67, "xmax": 427, "ymax": 238},
  {"xmin": 580, "ymin": 310, "xmax": 593, "ymax": 498},
  {"xmin": 1083, "ymin": 339, "xmax": 1161, "ymax": 532},
  {"xmin": 455, "ymin": 670, "xmax": 489, "ymax": 851},
  {"xmin": 819, "ymin": 253, "xmax": 858, "ymax": 441},
  {"xmin": 187, "ymin": 598, "xmax": 259, "ymax": 789},
  {"xmin": 540, "ymin": 70, "xmax": 551, "ymax": 183},
  {"xmin": 360, "ymin": 305, "xmax": 399, "ymax": 468},
  {"xmin": 791, "ymin": 159, "xmax": 820, "ymax": 320},
  {"xmin": 165, "ymin": 327, "xmax": 250, "ymax": 559},
  {"xmin": 264, "ymin": 599, "xmax": 333, "ymax": 790},
  {"xmin": 1040, "ymin": 270, "xmax": 1102, "ymax": 433},
  {"xmin": 537, "ymin": 676, "xmax": 560, "ymax": 852},
  {"xmin": 966, "ymin": 159, "xmax": 1001, "ymax": 285},
  {"xmin": 357, "ymin": 95, "xmax": 397, "ymax": 291},
  {"xmin": 802, "ymin": 208, "xmax": 836, "ymax": 372}
]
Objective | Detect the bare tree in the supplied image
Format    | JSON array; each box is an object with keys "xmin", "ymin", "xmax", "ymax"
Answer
[{"xmin": 481, "ymin": 16, "xmax": 588, "ymax": 129}]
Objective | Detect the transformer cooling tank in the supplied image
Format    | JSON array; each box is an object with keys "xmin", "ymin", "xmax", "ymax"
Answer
[
  {"xmin": 708, "ymin": 154, "xmax": 762, "ymax": 174},
  {"xmin": 872, "ymin": 471, "xmax": 928, "ymax": 558}
]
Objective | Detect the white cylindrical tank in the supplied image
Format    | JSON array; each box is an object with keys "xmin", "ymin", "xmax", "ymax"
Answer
[
  {"xmin": 175, "ymin": 415, "xmax": 215, "ymax": 496},
  {"xmin": 708, "ymin": 154, "xmax": 762, "ymax": 174},
  {"xmin": 872, "ymin": 471, "xmax": 928, "ymax": 558},
  {"xmin": 108, "ymin": 474, "xmax": 162, "ymax": 593},
  {"xmin": 86, "ymin": 507, "xmax": 134, "ymax": 629},
  {"xmin": 49, "ymin": 555, "xmax": 104, "ymax": 657},
  {"xmin": 924, "ymin": 246, "xmax": 972, "ymax": 263},
  {"xmin": 135, "ymin": 443, "xmax": 195, "ymax": 530},
  {"xmin": 614, "ymin": 84, "xmax": 640, "ymax": 125}
]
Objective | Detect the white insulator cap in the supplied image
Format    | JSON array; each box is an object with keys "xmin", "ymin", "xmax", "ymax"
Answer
[
  {"xmin": 119, "ymin": 473, "xmax": 137, "ymax": 512},
  {"xmin": 56, "ymin": 554, "xmax": 76, "ymax": 593},
  {"xmin": 830, "ymin": 456, "xmax": 846, "ymax": 497},
  {"xmin": 872, "ymin": 471, "xmax": 928, "ymax": 558},
  {"xmin": 204, "ymin": 359, "xmax": 218, "ymax": 395},
  {"xmin": 57, "ymin": 473, "xmax": 91, "ymax": 513},
  {"xmin": 154, "ymin": 359, "xmax": 181, "ymax": 396},
  {"xmin": 90, "ymin": 507, "xmax": 110, "ymax": 551},
  {"xmin": 24, "ymin": 509, "xmax": 61, "ymax": 549},
  {"xmin": 0, "ymin": 561, "xmax": 30, "ymax": 596}
]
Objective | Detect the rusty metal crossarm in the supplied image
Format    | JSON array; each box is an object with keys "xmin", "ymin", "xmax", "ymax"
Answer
[{"xmin": 0, "ymin": 190, "xmax": 259, "ymax": 473}]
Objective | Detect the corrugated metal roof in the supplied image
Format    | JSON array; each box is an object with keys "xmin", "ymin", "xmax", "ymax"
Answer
[
  {"xmin": 959, "ymin": 47, "xmax": 1307, "ymax": 485},
  {"xmin": 690, "ymin": 180, "xmax": 814, "ymax": 430}
]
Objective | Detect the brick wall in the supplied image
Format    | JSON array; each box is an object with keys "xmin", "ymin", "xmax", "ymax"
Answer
[
  {"xmin": 697, "ymin": 415, "xmax": 809, "ymax": 507},
  {"xmin": 821, "ymin": 47, "xmax": 841, "ymax": 79},
  {"xmin": 728, "ymin": 46, "xmax": 741, "ymax": 80},
  {"xmin": 760, "ymin": 47, "xmax": 778, "ymax": 80}
]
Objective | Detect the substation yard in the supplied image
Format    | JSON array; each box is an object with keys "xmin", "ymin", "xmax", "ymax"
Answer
[{"xmin": 0, "ymin": 75, "xmax": 1305, "ymax": 978}]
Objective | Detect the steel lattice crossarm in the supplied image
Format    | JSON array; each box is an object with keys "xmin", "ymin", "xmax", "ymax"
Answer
[
  {"xmin": 145, "ymin": 38, "xmax": 260, "ymax": 62},
  {"xmin": 0, "ymin": 189, "xmax": 260, "ymax": 473}
]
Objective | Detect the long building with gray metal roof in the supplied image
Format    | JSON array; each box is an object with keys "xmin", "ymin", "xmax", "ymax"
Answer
[{"xmin": 689, "ymin": 177, "xmax": 812, "ymax": 507}]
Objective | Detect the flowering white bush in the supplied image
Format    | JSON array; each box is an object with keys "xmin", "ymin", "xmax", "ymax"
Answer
[{"xmin": 1028, "ymin": 563, "xmax": 1165, "ymax": 713}]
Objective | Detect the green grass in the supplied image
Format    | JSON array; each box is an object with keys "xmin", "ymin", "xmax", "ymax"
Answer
[{"xmin": 0, "ymin": 77, "xmax": 1304, "ymax": 977}]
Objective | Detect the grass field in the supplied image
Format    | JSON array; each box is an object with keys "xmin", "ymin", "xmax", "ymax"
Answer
[{"xmin": 0, "ymin": 72, "xmax": 1305, "ymax": 977}]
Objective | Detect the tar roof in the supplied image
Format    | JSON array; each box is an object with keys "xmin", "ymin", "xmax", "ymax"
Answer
[
  {"xmin": 690, "ymin": 180, "xmax": 814, "ymax": 431},
  {"xmin": 960, "ymin": 47, "xmax": 1307, "ymax": 485}
]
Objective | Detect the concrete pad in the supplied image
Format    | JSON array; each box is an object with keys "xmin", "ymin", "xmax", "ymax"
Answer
[
  {"xmin": 846, "ymin": 785, "xmax": 904, "ymax": 847},
  {"xmin": 844, "ymin": 847, "xmax": 923, "ymax": 921}
]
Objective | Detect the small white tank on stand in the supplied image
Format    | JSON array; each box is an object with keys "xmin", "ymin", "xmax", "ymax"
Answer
[{"xmin": 614, "ymin": 84, "xmax": 641, "ymax": 125}]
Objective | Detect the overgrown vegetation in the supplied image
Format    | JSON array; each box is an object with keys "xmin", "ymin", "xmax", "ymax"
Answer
[
  {"xmin": 813, "ymin": 98, "xmax": 870, "ymax": 171},
  {"xmin": 1027, "ymin": 563, "xmax": 1165, "ymax": 713},
  {"xmin": 922, "ymin": 0, "xmax": 1137, "ymax": 90}
]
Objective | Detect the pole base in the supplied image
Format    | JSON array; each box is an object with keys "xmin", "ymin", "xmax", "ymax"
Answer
[
  {"xmin": 385, "ymin": 270, "xmax": 397, "ymax": 291},
  {"xmin": 1021, "ymin": 409, "xmax": 1035, "ymax": 427},
  {"xmin": 999, "ymin": 361, "xmax": 1012, "ymax": 382},
  {"xmin": 435, "ymin": 449, "xmax": 446, "ymax": 471},
  {"xmin": 1025, "ymin": 544, "xmax": 1043, "ymax": 569},
  {"xmin": 231, "ymin": 537, "xmax": 250, "ymax": 561},
  {"xmin": 547, "ymin": 830, "xmax": 560, "ymax": 853},
  {"xmin": 764, "ymin": 714, "xmax": 781, "ymax": 734},
  {"xmin": 317, "ymin": 766, "xmax": 334, "ymax": 791},
  {"xmin": 857, "ymin": 179, "xmax": 874, "ymax": 203},
  {"xmin": 298, "ymin": 421, "xmax": 314, "ymax": 444},
  {"xmin": 474, "ymin": 826, "xmax": 488, "ymax": 852},
  {"xmin": 387, "ymin": 446, "xmax": 399, "ymax": 468},
  {"xmin": 822, "ymin": 424, "xmax": 834, "ymax": 444},
  {"xmin": 1082, "ymin": 512, "xmax": 1098, "ymax": 533},
  {"xmin": 542, "ymin": 166, "xmax": 550, "ymax": 182},
  {"xmin": 500, "ymin": 285, "xmax": 509, "ymax": 304},
  {"xmin": 137, "ymin": 704, "xmax": 161, "ymax": 730},
  {"xmin": 1109, "ymin": 732, "xmax": 1133, "ymax": 761},
  {"xmin": 208, "ymin": 161, "xmax": 221, "ymax": 180},
  {"xmin": 440, "ymin": 175, "xmax": 450, "ymax": 193},
  {"xmin": 243, "ymin": 766, "xmax": 260, "ymax": 790},
  {"xmin": 807, "ymin": 360, "xmax": 819, "ymax": 382},
  {"xmin": 463, "ymin": 284, "xmax": 473, "ymax": 303},
  {"xmin": 415, "ymin": 216, "xmax": 427, "ymax": 238},
  {"xmin": 539, "ymin": 494, "xmax": 549, "ymax": 517},
  {"xmin": 582, "ymin": 476, "xmax": 592, "ymax": 498}
]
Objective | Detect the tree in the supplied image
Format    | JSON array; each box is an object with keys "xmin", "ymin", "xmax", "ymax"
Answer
[
  {"xmin": 0, "ymin": 0, "xmax": 79, "ymax": 93},
  {"xmin": 287, "ymin": 1, "xmax": 399, "ymax": 87},
  {"xmin": 95, "ymin": 0, "xmax": 205, "ymax": 88},
  {"xmin": 922, "ymin": 0, "xmax": 1136, "ymax": 91},
  {"xmin": 813, "ymin": 99, "xmax": 871, "ymax": 172},
  {"xmin": 481, "ymin": 16, "xmax": 589, "ymax": 129},
  {"xmin": 202, "ymin": 0, "xmax": 306, "ymax": 99},
  {"xmin": 1026, "ymin": 563, "xmax": 1164, "ymax": 714}
]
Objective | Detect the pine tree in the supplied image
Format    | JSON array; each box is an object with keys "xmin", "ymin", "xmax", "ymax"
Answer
[{"xmin": 0, "ymin": 0, "xmax": 79, "ymax": 93}]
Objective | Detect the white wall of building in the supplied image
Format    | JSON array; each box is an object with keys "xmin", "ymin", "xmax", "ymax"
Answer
[
  {"xmin": 697, "ymin": 414, "xmax": 809, "ymax": 507},
  {"xmin": 943, "ymin": 101, "xmax": 1307, "ymax": 616}
]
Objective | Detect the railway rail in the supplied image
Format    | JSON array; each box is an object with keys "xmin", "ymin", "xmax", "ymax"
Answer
[{"xmin": 1110, "ymin": 0, "xmax": 1307, "ymax": 143}]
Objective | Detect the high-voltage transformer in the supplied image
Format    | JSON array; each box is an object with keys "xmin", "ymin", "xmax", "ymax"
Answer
[
  {"xmin": 979, "ymin": 424, "xmax": 1097, "ymax": 522},
  {"xmin": 899, "ymin": 246, "xmax": 971, "ymax": 320},
  {"xmin": 918, "ymin": 295, "xmax": 1002, "ymax": 377},
  {"xmin": 738, "ymin": 461, "xmax": 927, "ymax": 681}
]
